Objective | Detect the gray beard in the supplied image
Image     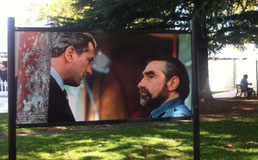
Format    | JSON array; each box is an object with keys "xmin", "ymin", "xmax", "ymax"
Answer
[
  {"xmin": 139, "ymin": 84, "xmax": 169, "ymax": 108},
  {"xmin": 140, "ymin": 93, "xmax": 151, "ymax": 107}
]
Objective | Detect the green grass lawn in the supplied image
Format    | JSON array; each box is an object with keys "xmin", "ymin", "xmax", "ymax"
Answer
[{"xmin": 0, "ymin": 113, "xmax": 258, "ymax": 160}]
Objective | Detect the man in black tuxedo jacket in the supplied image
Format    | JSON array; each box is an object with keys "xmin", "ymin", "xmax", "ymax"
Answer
[{"xmin": 48, "ymin": 32, "xmax": 97, "ymax": 122}]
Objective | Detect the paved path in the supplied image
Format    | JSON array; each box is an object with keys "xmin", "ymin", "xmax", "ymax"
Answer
[
  {"xmin": 0, "ymin": 90, "xmax": 248, "ymax": 113},
  {"xmin": 212, "ymin": 90, "xmax": 237, "ymax": 98},
  {"xmin": 0, "ymin": 96, "xmax": 8, "ymax": 113},
  {"xmin": 1, "ymin": 90, "xmax": 254, "ymax": 139},
  {"xmin": 0, "ymin": 120, "xmax": 192, "ymax": 139}
]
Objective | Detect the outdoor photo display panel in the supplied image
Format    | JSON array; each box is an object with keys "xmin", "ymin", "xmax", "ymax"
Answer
[{"xmin": 15, "ymin": 30, "xmax": 192, "ymax": 125}]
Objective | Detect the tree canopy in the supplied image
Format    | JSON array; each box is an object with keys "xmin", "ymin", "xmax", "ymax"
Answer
[{"xmin": 36, "ymin": 0, "xmax": 258, "ymax": 52}]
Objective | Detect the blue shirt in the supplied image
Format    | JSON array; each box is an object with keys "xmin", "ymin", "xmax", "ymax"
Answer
[
  {"xmin": 241, "ymin": 78, "xmax": 248, "ymax": 85},
  {"xmin": 50, "ymin": 66, "xmax": 65, "ymax": 91},
  {"xmin": 151, "ymin": 98, "xmax": 192, "ymax": 118}
]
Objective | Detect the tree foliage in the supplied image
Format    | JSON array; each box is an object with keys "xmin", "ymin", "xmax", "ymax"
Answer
[
  {"xmin": 34, "ymin": 0, "xmax": 83, "ymax": 25},
  {"xmin": 38, "ymin": 0, "xmax": 258, "ymax": 52}
]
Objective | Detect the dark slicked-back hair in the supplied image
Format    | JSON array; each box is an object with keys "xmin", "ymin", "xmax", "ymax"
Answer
[
  {"xmin": 52, "ymin": 32, "xmax": 97, "ymax": 57},
  {"xmin": 149, "ymin": 57, "xmax": 190, "ymax": 100}
]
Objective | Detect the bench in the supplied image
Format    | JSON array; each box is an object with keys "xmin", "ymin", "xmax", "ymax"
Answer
[{"xmin": 235, "ymin": 84, "xmax": 255, "ymax": 99}]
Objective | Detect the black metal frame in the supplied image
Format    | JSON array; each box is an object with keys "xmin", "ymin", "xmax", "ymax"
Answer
[
  {"xmin": 8, "ymin": 17, "xmax": 17, "ymax": 160},
  {"xmin": 191, "ymin": 20, "xmax": 200, "ymax": 160},
  {"xmin": 15, "ymin": 26, "xmax": 191, "ymax": 34},
  {"xmin": 8, "ymin": 17, "xmax": 200, "ymax": 160},
  {"xmin": 14, "ymin": 25, "xmax": 193, "ymax": 128}
]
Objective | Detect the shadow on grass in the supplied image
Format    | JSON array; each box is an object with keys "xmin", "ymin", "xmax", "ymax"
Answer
[
  {"xmin": 200, "ymin": 116, "xmax": 258, "ymax": 159},
  {"xmin": 1, "ymin": 114, "xmax": 258, "ymax": 160},
  {"xmin": 14, "ymin": 122, "xmax": 193, "ymax": 160},
  {"xmin": 0, "ymin": 113, "xmax": 8, "ymax": 135}
]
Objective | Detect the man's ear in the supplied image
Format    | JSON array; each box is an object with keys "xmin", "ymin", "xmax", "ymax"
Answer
[
  {"xmin": 64, "ymin": 46, "xmax": 76, "ymax": 63},
  {"xmin": 167, "ymin": 76, "xmax": 180, "ymax": 91}
]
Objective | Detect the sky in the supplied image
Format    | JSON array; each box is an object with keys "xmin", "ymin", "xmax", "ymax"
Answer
[{"xmin": 0, "ymin": 0, "xmax": 41, "ymax": 52}]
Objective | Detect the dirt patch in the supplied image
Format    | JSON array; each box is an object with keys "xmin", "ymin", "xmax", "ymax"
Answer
[{"xmin": 200, "ymin": 95, "xmax": 258, "ymax": 118}]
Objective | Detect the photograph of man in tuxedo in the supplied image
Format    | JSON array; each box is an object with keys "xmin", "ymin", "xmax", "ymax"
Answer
[{"xmin": 48, "ymin": 32, "xmax": 97, "ymax": 122}]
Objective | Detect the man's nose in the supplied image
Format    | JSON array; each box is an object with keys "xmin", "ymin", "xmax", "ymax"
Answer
[
  {"xmin": 137, "ymin": 79, "xmax": 145, "ymax": 88},
  {"xmin": 86, "ymin": 65, "xmax": 93, "ymax": 75}
]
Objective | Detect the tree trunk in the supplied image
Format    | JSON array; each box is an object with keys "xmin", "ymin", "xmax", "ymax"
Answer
[
  {"xmin": 193, "ymin": 0, "xmax": 214, "ymax": 104},
  {"xmin": 198, "ymin": 37, "xmax": 214, "ymax": 104}
]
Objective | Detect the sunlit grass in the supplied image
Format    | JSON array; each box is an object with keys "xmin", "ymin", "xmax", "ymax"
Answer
[
  {"xmin": 0, "ymin": 113, "xmax": 258, "ymax": 159},
  {"xmin": 12, "ymin": 123, "xmax": 193, "ymax": 160},
  {"xmin": 0, "ymin": 113, "xmax": 8, "ymax": 135},
  {"xmin": 200, "ymin": 115, "xmax": 258, "ymax": 159}
]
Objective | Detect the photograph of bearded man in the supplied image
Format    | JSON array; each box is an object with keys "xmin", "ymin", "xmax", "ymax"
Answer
[{"xmin": 138, "ymin": 57, "xmax": 192, "ymax": 118}]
